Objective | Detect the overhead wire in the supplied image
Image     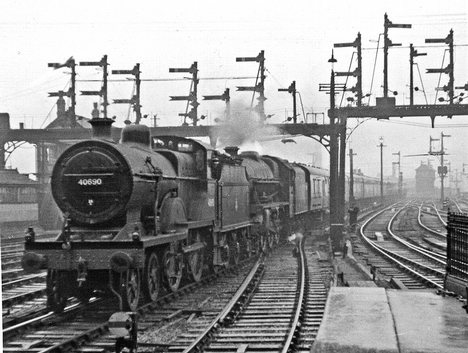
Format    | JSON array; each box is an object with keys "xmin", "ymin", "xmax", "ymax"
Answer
[
  {"xmin": 339, "ymin": 52, "xmax": 355, "ymax": 107},
  {"xmin": 39, "ymin": 81, "xmax": 70, "ymax": 128},
  {"xmin": 0, "ymin": 74, "xmax": 67, "ymax": 101},
  {"xmin": 77, "ymin": 76, "xmax": 256, "ymax": 82},
  {"xmin": 378, "ymin": 119, "xmax": 468, "ymax": 128},
  {"xmin": 367, "ymin": 34, "xmax": 383, "ymax": 105},
  {"xmin": 265, "ymin": 68, "xmax": 285, "ymax": 87},
  {"xmin": 361, "ymin": 43, "xmax": 468, "ymax": 50},
  {"xmin": 250, "ymin": 65, "xmax": 261, "ymax": 112},
  {"xmin": 296, "ymin": 91, "xmax": 306, "ymax": 123},
  {"xmin": 126, "ymin": 84, "xmax": 136, "ymax": 122},
  {"xmin": 184, "ymin": 80, "xmax": 194, "ymax": 124},
  {"xmin": 415, "ymin": 63, "xmax": 429, "ymax": 104},
  {"xmin": 434, "ymin": 49, "xmax": 448, "ymax": 104}
]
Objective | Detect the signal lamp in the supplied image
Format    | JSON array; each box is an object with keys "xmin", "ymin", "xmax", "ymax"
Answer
[
  {"xmin": 131, "ymin": 229, "xmax": 141, "ymax": 241},
  {"xmin": 25, "ymin": 227, "xmax": 35, "ymax": 243}
]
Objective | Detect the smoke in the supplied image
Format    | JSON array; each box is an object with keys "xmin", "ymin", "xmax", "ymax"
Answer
[{"xmin": 214, "ymin": 99, "xmax": 281, "ymax": 151}]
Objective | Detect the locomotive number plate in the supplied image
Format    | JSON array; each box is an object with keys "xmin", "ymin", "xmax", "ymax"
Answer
[{"xmin": 77, "ymin": 178, "xmax": 103, "ymax": 186}]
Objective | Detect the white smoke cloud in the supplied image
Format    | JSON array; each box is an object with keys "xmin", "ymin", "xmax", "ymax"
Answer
[{"xmin": 214, "ymin": 99, "xmax": 281, "ymax": 152}]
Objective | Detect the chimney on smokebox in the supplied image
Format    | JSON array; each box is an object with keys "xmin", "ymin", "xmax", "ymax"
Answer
[
  {"xmin": 90, "ymin": 117, "xmax": 114, "ymax": 139},
  {"xmin": 224, "ymin": 146, "xmax": 239, "ymax": 156}
]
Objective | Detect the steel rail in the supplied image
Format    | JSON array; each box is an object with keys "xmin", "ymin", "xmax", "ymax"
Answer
[
  {"xmin": 3, "ymin": 254, "xmax": 259, "ymax": 352},
  {"xmin": 181, "ymin": 258, "xmax": 264, "ymax": 353},
  {"xmin": 431, "ymin": 202, "xmax": 447, "ymax": 226},
  {"xmin": 455, "ymin": 199, "xmax": 468, "ymax": 212},
  {"xmin": 281, "ymin": 239, "xmax": 306, "ymax": 353},
  {"xmin": 1, "ymin": 249, "xmax": 24, "ymax": 256},
  {"xmin": 417, "ymin": 204, "xmax": 447, "ymax": 239},
  {"xmin": 449, "ymin": 198, "xmax": 463, "ymax": 213},
  {"xmin": 359, "ymin": 204, "xmax": 444, "ymax": 289},
  {"xmin": 2, "ymin": 298, "xmax": 99, "ymax": 339},
  {"xmin": 388, "ymin": 204, "xmax": 446, "ymax": 265},
  {"xmin": 2, "ymin": 272, "xmax": 46, "ymax": 289},
  {"xmin": 3, "ymin": 288, "xmax": 46, "ymax": 307}
]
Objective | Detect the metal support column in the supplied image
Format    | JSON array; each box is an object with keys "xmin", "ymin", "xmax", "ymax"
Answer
[
  {"xmin": 349, "ymin": 148, "xmax": 356, "ymax": 204},
  {"xmin": 378, "ymin": 137, "xmax": 386, "ymax": 202},
  {"xmin": 329, "ymin": 70, "xmax": 342, "ymax": 250},
  {"xmin": 410, "ymin": 44, "xmax": 415, "ymax": 105},
  {"xmin": 338, "ymin": 116, "xmax": 347, "ymax": 226}
]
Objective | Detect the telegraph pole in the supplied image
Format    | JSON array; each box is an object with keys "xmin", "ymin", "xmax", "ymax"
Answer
[
  {"xmin": 439, "ymin": 132, "xmax": 450, "ymax": 201},
  {"xmin": 409, "ymin": 44, "xmax": 426, "ymax": 105},
  {"xmin": 452, "ymin": 169, "xmax": 461, "ymax": 196},
  {"xmin": 392, "ymin": 151, "xmax": 402, "ymax": 196},
  {"xmin": 112, "ymin": 64, "xmax": 142, "ymax": 124},
  {"xmin": 430, "ymin": 132, "xmax": 450, "ymax": 202},
  {"xmin": 383, "ymin": 14, "xmax": 411, "ymax": 98},
  {"xmin": 278, "ymin": 81, "xmax": 297, "ymax": 123}
]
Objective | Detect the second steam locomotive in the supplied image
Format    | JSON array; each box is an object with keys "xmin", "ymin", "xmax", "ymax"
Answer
[{"xmin": 22, "ymin": 118, "xmax": 396, "ymax": 312}]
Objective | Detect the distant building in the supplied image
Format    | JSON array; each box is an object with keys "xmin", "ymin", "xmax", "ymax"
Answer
[
  {"xmin": 0, "ymin": 168, "xmax": 38, "ymax": 232},
  {"xmin": 415, "ymin": 162, "xmax": 436, "ymax": 198}
]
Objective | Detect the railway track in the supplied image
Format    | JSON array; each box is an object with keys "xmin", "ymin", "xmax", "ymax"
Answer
[
  {"xmin": 165, "ymin": 244, "xmax": 300, "ymax": 352},
  {"xmin": 353, "ymin": 203, "xmax": 446, "ymax": 290},
  {"xmin": 428, "ymin": 202, "xmax": 448, "ymax": 225},
  {"xmin": 2, "ymin": 256, "xmax": 260, "ymax": 352},
  {"xmin": 2, "ymin": 235, "xmax": 333, "ymax": 353},
  {"xmin": 391, "ymin": 202, "xmax": 446, "ymax": 254},
  {"xmin": 2, "ymin": 275, "xmax": 46, "ymax": 307},
  {"xmin": 2, "ymin": 237, "xmax": 29, "ymax": 281},
  {"xmin": 415, "ymin": 203, "xmax": 447, "ymax": 253},
  {"xmin": 157, "ymin": 237, "xmax": 331, "ymax": 352},
  {"xmin": 418, "ymin": 204, "xmax": 446, "ymax": 237}
]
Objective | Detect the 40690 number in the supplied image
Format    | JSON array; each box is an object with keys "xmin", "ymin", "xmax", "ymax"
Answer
[{"xmin": 77, "ymin": 178, "xmax": 103, "ymax": 186}]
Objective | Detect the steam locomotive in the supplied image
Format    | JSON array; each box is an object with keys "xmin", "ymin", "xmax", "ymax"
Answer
[{"xmin": 21, "ymin": 119, "xmax": 396, "ymax": 312}]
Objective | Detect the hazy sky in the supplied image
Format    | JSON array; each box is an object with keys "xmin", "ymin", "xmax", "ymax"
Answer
[{"xmin": 1, "ymin": 0, "xmax": 467, "ymax": 185}]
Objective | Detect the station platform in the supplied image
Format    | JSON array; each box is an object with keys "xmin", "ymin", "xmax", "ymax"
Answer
[{"xmin": 310, "ymin": 287, "xmax": 468, "ymax": 353}]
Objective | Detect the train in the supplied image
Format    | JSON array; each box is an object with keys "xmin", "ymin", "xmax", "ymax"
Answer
[{"xmin": 21, "ymin": 118, "xmax": 397, "ymax": 312}]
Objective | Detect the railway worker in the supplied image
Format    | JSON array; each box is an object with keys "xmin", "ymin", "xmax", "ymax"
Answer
[
  {"xmin": 91, "ymin": 102, "xmax": 100, "ymax": 119},
  {"xmin": 348, "ymin": 205, "xmax": 359, "ymax": 231},
  {"xmin": 288, "ymin": 230, "xmax": 303, "ymax": 257}
]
